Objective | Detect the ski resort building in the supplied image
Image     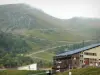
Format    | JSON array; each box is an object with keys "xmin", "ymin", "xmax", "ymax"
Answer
[{"xmin": 52, "ymin": 43, "xmax": 100, "ymax": 72}]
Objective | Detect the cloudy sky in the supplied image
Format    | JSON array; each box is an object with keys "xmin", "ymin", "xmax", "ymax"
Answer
[{"xmin": 0, "ymin": 0, "xmax": 100, "ymax": 19}]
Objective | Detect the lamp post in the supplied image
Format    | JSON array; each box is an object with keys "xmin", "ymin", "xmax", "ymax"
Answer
[
  {"xmin": 68, "ymin": 64, "xmax": 72, "ymax": 75},
  {"xmin": 74, "ymin": 57, "xmax": 76, "ymax": 68},
  {"xmin": 46, "ymin": 70, "xmax": 52, "ymax": 75}
]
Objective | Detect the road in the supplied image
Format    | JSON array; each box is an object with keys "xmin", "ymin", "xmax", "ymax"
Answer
[
  {"xmin": 26, "ymin": 44, "xmax": 67, "ymax": 56},
  {"xmin": 26, "ymin": 39, "xmax": 94, "ymax": 57}
]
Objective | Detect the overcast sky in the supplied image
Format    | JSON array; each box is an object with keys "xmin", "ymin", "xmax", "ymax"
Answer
[{"xmin": 0, "ymin": 0, "xmax": 100, "ymax": 19}]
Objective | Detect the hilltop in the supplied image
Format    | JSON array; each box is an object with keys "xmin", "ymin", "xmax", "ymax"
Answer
[{"xmin": 0, "ymin": 3, "xmax": 63, "ymax": 31}]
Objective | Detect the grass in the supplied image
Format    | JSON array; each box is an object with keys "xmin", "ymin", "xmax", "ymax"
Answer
[
  {"xmin": 25, "ymin": 29, "xmax": 84, "ymax": 42},
  {"xmin": 56, "ymin": 67, "xmax": 100, "ymax": 75},
  {"xmin": 23, "ymin": 29, "xmax": 91, "ymax": 65},
  {"xmin": 32, "ymin": 52, "xmax": 55, "ymax": 61},
  {"xmin": 0, "ymin": 70, "xmax": 46, "ymax": 75}
]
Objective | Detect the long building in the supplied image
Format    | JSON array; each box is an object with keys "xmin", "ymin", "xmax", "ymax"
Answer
[
  {"xmin": 17, "ymin": 63, "xmax": 37, "ymax": 70},
  {"xmin": 52, "ymin": 43, "xmax": 100, "ymax": 72}
]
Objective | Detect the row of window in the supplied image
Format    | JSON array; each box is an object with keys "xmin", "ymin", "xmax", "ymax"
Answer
[
  {"xmin": 80, "ymin": 58, "xmax": 98, "ymax": 64},
  {"xmin": 84, "ymin": 52, "xmax": 97, "ymax": 56},
  {"xmin": 90, "ymin": 59, "xmax": 97, "ymax": 61}
]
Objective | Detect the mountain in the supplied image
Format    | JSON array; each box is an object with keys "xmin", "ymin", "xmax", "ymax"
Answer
[
  {"xmin": 64, "ymin": 17, "xmax": 100, "ymax": 31},
  {"xmin": 0, "ymin": 3, "xmax": 63, "ymax": 32},
  {"xmin": 0, "ymin": 4, "xmax": 100, "ymax": 68},
  {"xmin": 62, "ymin": 17, "xmax": 100, "ymax": 39},
  {"xmin": 0, "ymin": 4, "xmax": 100, "ymax": 39}
]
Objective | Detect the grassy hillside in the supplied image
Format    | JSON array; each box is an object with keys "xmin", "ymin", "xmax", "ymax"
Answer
[
  {"xmin": 57, "ymin": 67, "xmax": 100, "ymax": 75},
  {"xmin": 0, "ymin": 70, "xmax": 46, "ymax": 75},
  {"xmin": 0, "ymin": 32, "xmax": 35, "ymax": 68}
]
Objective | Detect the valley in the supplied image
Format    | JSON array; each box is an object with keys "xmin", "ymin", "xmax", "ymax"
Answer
[{"xmin": 0, "ymin": 3, "xmax": 100, "ymax": 68}]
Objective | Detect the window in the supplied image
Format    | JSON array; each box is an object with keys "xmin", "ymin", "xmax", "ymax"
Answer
[
  {"xmin": 56, "ymin": 61, "xmax": 62, "ymax": 63},
  {"xmin": 75, "ymin": 62, "xmax": 77, "ymax": 64},
  {"xmin": 84, "ymin": 52, "xmax": 88, "ymax": 55},
  {"xmin": 93, "ymin": 53, "xmax": 97, "ymax": 56},
  {"xmin": 56, "ymin": 70, "xmax": 60, "ymax": 72},
  {"xmin": 80, "ymin": 60, "xmax": 83, "ymax": 63},
  {"xmin": 58, "ymin": 61, "xmax": 62, "ymax": 63},
  {"xmin": 80, "ymin": 55, "xmax": 83, "ymax": 57},
  {"xmin": 57, "ymin": 66, "xmax": 60, "ymax": 68},
  {"xmin": 94, "ymin": 59, "xmax": 97, "ymax": 61}
]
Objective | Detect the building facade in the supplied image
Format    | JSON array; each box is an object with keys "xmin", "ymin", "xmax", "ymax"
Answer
[{"xmin": 52, "ymin": 43, "xmax": 100, "ymax": 72}]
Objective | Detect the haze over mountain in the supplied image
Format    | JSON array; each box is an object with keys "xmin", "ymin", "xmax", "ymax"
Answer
[
  {"xmin": 0, "ymin": 4, "xmax": 63, "ymax": 31},
  {"xmin": 0, "ymin": 3, "xmax": 100, "ymax": 68}
]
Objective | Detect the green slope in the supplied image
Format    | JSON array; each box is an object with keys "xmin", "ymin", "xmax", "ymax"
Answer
[
  {"xmin": 0, "ymin": 70, "xmax": 46, "ymax": 75},
  {"xmin": 57, "ymin": 67, "xmax": 100, "ymax": 75}
]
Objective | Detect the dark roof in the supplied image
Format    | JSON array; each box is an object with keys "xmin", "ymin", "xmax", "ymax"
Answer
[{"xmin": 56, "ymin": 43, "xmax": 100, "ymax": 57}]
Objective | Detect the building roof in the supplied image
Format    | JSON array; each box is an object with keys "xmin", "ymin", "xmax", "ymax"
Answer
[{"xmin": 56, "ymin": 43, "xmax": 100, "ymax": 57}]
